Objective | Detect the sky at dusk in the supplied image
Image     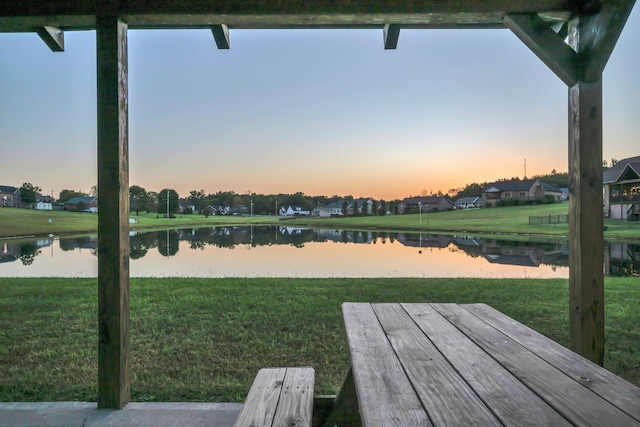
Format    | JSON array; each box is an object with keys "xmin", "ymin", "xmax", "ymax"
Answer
[{"xmin": 1, "ymin": 8, "xmax": 639, "ymax": 201}]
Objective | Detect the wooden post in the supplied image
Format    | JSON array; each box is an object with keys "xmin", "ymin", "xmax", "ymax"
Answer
[
  {"xmin": 96, "ymin": 15, "xmax": 130, "ymax": 408},
  {"xmin": 568, "ymin": 17, "xmax": 604, "ymax": 365}
]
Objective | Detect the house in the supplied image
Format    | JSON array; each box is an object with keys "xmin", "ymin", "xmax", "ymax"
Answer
[
  {"xmin": 34, "ymin": 195, "xmax": 53, "ymax": 211},
  {"xmin": 454, "ymin": 196, "xmax": 482, "ymax": 210},
  {"xmin": 398, "ymin": 196, "xmax": 454, "ymax": 214},
  {"xmin": 482, "ymin": 179, "xmax": 544, "ymax": 207},
  {"xmin": 280, "ymin": 205, "xmax": 311, "ymax": 217},
  {"xmin": 318, "ymin": 199, "xmax": 373, "ymax": 217},
  {"xmin": 318, "ymin": 201, "xmax": 345, "ymax": 218},
  {"xmin": 541, "ymin": 183, "xmax": 565, "ymax": 202},
  {"xmin": 64, "ymin": 196, "xmax": 98, "ymax": 212},
  {"xmin": 0, "ymin": 185, "xmax": 20, "ymax": 207},
  {"xmin": 603, "ymin": 155, "xmax": 640, "ymax": 221}
]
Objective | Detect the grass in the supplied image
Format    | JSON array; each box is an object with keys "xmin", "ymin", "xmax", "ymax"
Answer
[
  {"xmin": 1, "ymin": 277, "xmax": 638, "ymax": 402},
  {"xmin": 2, "ymin": 204, "xmax": 639, "ymax": 240}
]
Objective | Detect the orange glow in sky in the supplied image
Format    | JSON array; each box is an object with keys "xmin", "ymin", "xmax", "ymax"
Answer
[{"xmin": 1, "ymin": 13, "xmax": 639, "ymax": 200}]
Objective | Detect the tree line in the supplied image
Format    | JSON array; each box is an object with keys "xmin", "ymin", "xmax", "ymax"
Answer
[{"xmin": 15, "ymin": 168, "xmax": 573, "ymax": 214}]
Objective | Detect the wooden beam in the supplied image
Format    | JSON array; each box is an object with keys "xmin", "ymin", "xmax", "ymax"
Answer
[
  {"xmin": 580, "ymin": 0, "xmax": 636, "ymax": 82},
  {"xmin": 504, "ymin": 13, "xmax": 579, "ymax": 86},
  {"xmin": 96, "ymin": 15, "xmax": 130, "ymax": 409},
  {"xmin": 211, "ymin": 24, "xmax": 229, "ymax": 49},
  {"xmin": 0, "ymin": 1, "xmax": 578, "ymax": 32},
  {"xmin": 567, "ymin": 16, "xmax": 604, "ymax": 366},
  {"xmin": 383, "ymin": 24, "xmax": 400, "ymax": 49},
  {"xmin": 36, "ymin": 26, "xmax": 64, "ymax": 51}
]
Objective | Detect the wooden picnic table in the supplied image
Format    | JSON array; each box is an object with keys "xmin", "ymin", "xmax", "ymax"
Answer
[{"xmin": 338, "ymin": 302, "xmax": 640, "ymax": 427}]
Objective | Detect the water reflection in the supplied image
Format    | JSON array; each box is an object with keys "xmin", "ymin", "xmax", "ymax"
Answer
[{"xmin": 1, "ymin": 226, "xmax": 638, "ymax": 278}]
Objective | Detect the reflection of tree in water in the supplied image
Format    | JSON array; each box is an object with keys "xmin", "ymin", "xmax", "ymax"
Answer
[
  {"xmin": 158, "ymin": 230, "xmax": 180, "ymax": 257},
  {"xmin": 19, "ymin": 241, "xmax": 40, "ymax": 266},
  {"xmin": 130, "ymin": 231, "xmax": 158, "ymax": 259}
]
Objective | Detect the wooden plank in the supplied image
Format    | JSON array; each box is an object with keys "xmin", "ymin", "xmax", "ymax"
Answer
[
  {"xmin": 233, "ymin": 368, "xmax": 287, "ymax": 427},
  {"xmin": 211, "ymin": 24, "xmax": 230, "ymax": 49},
  {"xmin": 432, "ymin": 303, "xmax": 640, "ymax": 426},
  {"xmin": 0, "ymin": 1, "xmax": 577, "ymax": 32},
  {"xmin": 567, "ymin": 15, "xmax": 605, "ymax": 364},
  {"xmin": 35, "ymin": 26, "xmax": 64, "ymax": 52},
  {"xmin": 503, "ymin": 13, "xmax": 579, "ymax": 86},
  {"xmin": 342, "ymin": 302, "xmax": 430, "ymax": 426},
  {"xmin": 401, "ymin": 303, "xmax": 572, "ymax": 426},
  {"xmin": 372, "ymin": 303, "xmax": 501, "ymax": 426},
  {"xmin": 463, "ymin": 303, "xmax": 640, "ymax": 422},
  {"xmin": 96, "ymin": 15, "xmax": 130, "ymax": 410},
  {"xmin": 272, "ymin": 367, "xmax": 315, "ymax": 427},
  {"xmin": 383, "ymin": 24, "xmax": 400, "ymax": 49},
  {"xmin": 580, "ymin": 0, "xmax": 636, "ymax": 82}
]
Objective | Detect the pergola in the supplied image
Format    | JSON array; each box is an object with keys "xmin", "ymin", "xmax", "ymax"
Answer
[{"xmin": 0, "ymin": 0, "xmax": 635, "ymax": 409}]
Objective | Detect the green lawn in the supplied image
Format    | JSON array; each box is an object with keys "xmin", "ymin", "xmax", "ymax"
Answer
[
  {"xmin": 2, "ymin": 204, "xmax": 639, "ymax": 239},
  {"xmin": 1, "ymin": 277, "xmax": 638, "ymax": 402}
]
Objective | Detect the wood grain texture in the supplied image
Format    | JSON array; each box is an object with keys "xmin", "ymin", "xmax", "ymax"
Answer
[
  {"xmin": 96, "ymin": 15, "xmax": 130, "ymax": 410},
  {"xmin": 432, "ymin": 303, "xmax": 639, "ymax": 426},
  {"xmin": 372, "ymin": 303, "xmax": 500, "ymax": 426},
  {"xmin": 35, "ymin": 26, "xmax": 64, "ymax": 51},
  {"xmin": 342, "ymin": 302, "xmax": 430, "ymax": 427},
  {"xmin": 463, "ymin": 303, "xmax": 640, "ymax": 422},
  {"xmin": 401, "ymin": 303, "xmax": 571, "ymax": 426},
  {"xmin": 234, "ymin": 368, "xmax": 286, "ymax": 427},
  {"xmin": 567, "ymin": 17, "xmax": 605, "ymax": 362},
  {"xmin": 272, "ymin": 367, "xmax": 315, "ymax": 427},
  {"xmin": 0, "ymin": 1, "xmax": 576, "ymax": 31},
  {"xmin": 234, "ymin": 367, "xmax": 314, "ymax": 427},
  {"xmin": 503, "ymin": 13, "xmax": 578, "ymax": 86},
  {"xmin": 579, "ymin": 0, "xmax": 636, "ymax": 81}
]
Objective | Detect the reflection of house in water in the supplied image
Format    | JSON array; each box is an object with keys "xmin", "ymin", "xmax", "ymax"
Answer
[
  {"xmin": 59, "ymin": 236, "xmax": 98, "ymax": 251},
  {"xmin": 398, "ymin": 234, "xmax": 453, "ymax": 249},
  {"xmin": 314, "ymin": 229, "xmax": 344, "ymax": 243},
  {"xmin": 606, "ymin": 242, "xmax": 640, "ymax": 276},
  {"xmin": 482, "ymin": 240, "xmax": 566, "ymax": 268},
  {"xmin": 0, "ymin": 242, "xmax": 20, "ymax": 263}
]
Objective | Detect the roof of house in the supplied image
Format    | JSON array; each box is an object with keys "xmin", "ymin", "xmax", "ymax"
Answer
[
  {"xmin": 603, "ymin": 156, "xmax": 640, "ymax": 184},
  {"xmin": 541, "ymin": 183, "xmax": 563, "ymax": 193},
  {"xmin": 455, "ymin": 196, "xmax": 481, "ymax": 204},
  {"xmin": 0, "ymin": 185, "xmax": 19, "ymax": 193},
  {"xmin": 401, "ymin": 196, "xmax": 452, "ymax": 205},
  {"xmin": 483, "ymin": 179, "xmax": 540, "ymax": 193},
  {"xmin": 65, "ymin": 196, "xmax": 97, "ymax": 204}
]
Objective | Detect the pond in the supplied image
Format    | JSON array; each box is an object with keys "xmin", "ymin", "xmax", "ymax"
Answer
[{"xmin": 1, "ymin": 226, "xmax": 638, "ymax": 278}]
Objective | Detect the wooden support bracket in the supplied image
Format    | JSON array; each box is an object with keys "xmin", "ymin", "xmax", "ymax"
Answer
[
  {"xmin": 36, "ymin": 26, "xmax": 64, "ymax": 52},
  {"xmin": 579, "ymin": 0, "xmax": 636, "ymax": 82},
  {"xmin": 504, "ymin": 13, "xmax": 579, "ymax": 86},
  {"xmin": 211, "ymin": 24, "xmax": 230, "ymax": 49},
  {"xmin": 383, "ymin": 24, "xmax": 400, "ymax": 50}
]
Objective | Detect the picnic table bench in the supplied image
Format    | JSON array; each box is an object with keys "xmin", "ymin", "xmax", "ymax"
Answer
[
  {"xmin": 234, "ymin": 367, "xmax": 315, "ymax": 427},
  {"xmin": 336, "ymin": 302, "xmax": 640, "ymax": 427}
]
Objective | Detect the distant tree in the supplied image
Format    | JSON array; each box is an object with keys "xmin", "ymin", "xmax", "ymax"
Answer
[
  {"xmin": 59, "ymin": 189, "xmax": 86, "ymax": 203},
  {"xmin": 90, "ymin": 185, "xmax": 98, "ymax": 197},
  {"xmin": 342, "ymin": 201, "xmax": 348, "ymax": 216},
  {"xmin": 76, "ymin": 201, "xmax": 88, "ymax": 212},
  {"xmin": 129, "ymin": 185, "xmax": 150, "ymax": 215},
  {"xmin": 157, "ymin": 189, "xmax": 179, "ymax": 216},
  {"xmin": 19, "ymin": 182, "xmax": 42, "ymax": 206},
  {"xmin": 188, "ymin": 189, "xmax": 207, "ymax": 213}
]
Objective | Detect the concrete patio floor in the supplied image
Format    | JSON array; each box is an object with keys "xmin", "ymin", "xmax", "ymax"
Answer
[{"xmin": 0, "ymin": 402, "xmax": 243, "ymax": 427}]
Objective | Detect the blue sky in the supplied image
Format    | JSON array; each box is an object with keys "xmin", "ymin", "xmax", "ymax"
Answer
[{"xmin": 1, "ymin": 8, "xmax": 638, "ymax": 201}]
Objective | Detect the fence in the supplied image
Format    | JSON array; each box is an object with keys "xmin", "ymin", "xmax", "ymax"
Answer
[{"xmin": 529, "ymin": 214, "xmax": 569, "ymax": 225}]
